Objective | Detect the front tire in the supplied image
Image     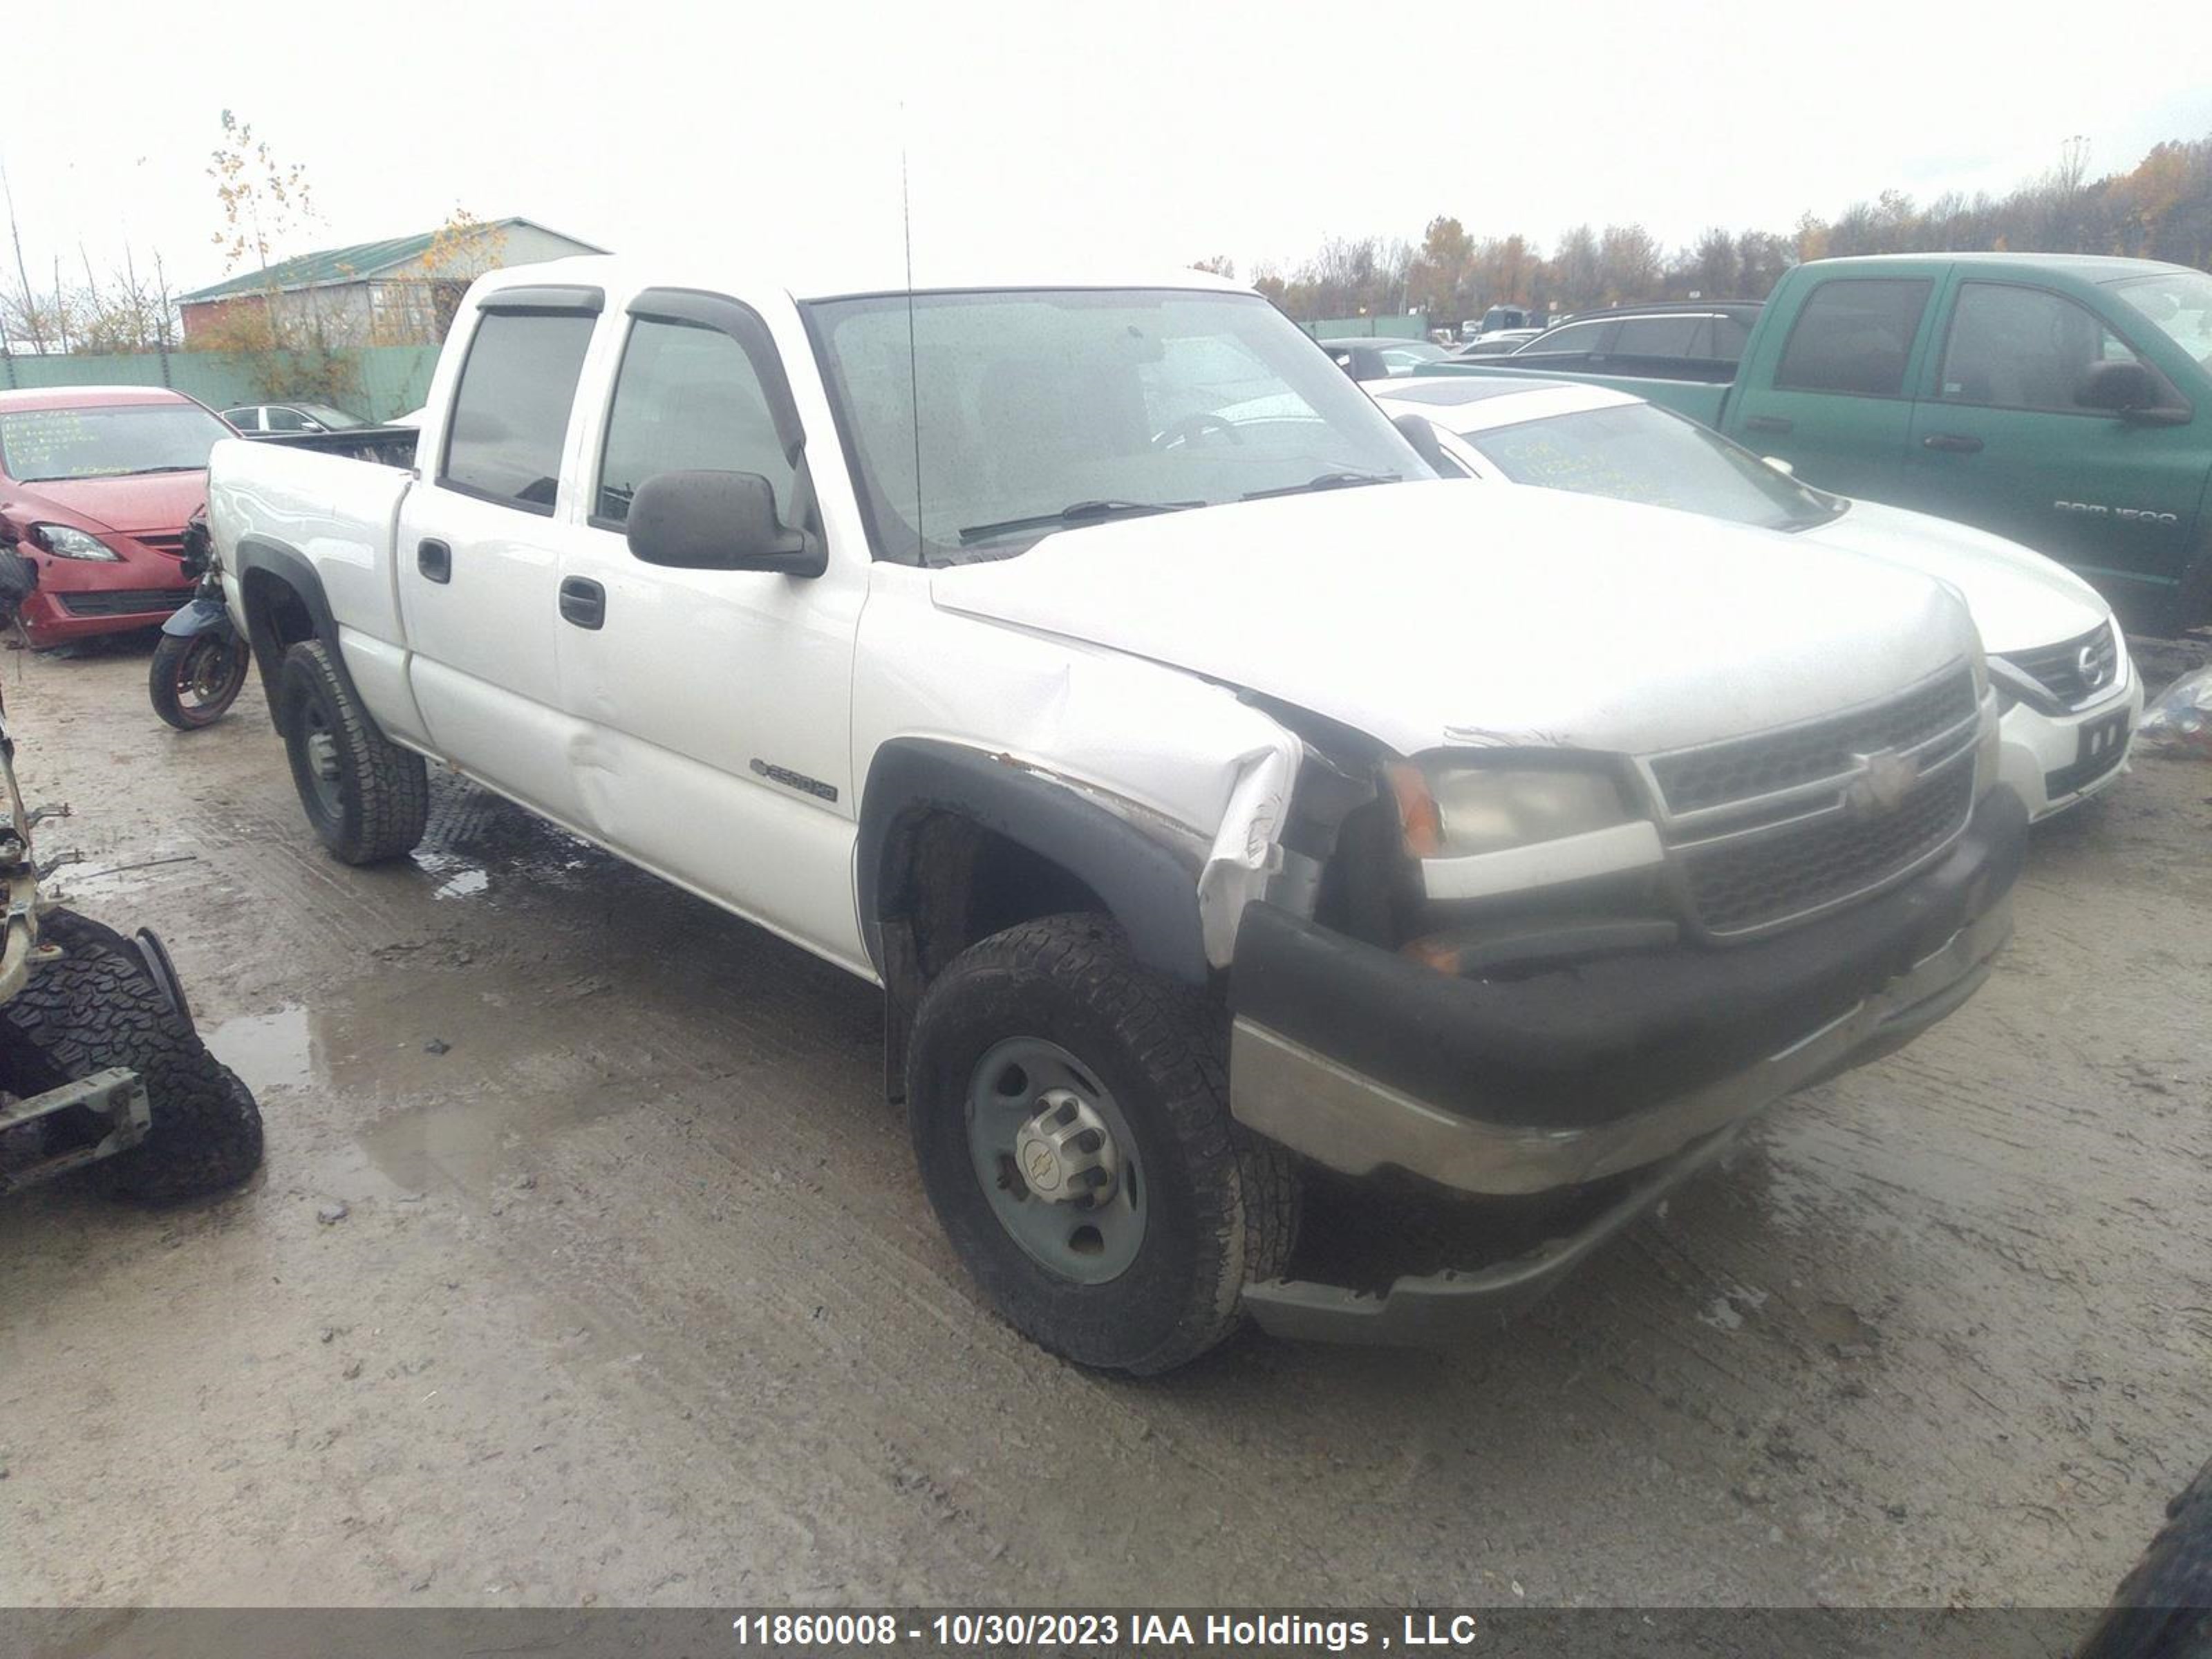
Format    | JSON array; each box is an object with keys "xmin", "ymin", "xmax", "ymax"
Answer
[
  {"xmin": 149, "ymin": 630, "xmax": 250, "ymax": 730},
  {"xmin": 0, "ymin": 910, "xmax": 263, "ymax": 1200},
  {"xmin": 279, "ymin": 639, "xmax": 428, "ymax": 864},
  {"xmin": 906, "ymin": 914, "xmax": 1299, "ymax": 1374}
]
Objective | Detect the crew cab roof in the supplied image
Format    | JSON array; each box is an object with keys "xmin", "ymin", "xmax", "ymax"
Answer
[{"xmin": 466, "ymin": 254, "xmax": 1251, "ymax": 308}]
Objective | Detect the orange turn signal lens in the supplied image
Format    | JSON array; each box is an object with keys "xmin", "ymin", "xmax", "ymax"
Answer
[{"xmin": 1385, "ymin": 762, "xmax": 1445, "ymax": 859}]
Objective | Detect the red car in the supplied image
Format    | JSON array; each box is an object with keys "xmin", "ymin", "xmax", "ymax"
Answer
[{"xmin": 0, "ymin": 386, "xmax": 235, "ymax": 648}]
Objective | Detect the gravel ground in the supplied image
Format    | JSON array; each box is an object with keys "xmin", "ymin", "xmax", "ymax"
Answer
[{"xmin": 0, "ymin": 635, "xmax": 2206, "ymax": 1610}]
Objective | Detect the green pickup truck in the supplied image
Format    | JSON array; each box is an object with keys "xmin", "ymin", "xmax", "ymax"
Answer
[{"xmin": 1421, "ymin": 254, "xmax": 2212, "ymax": 630}]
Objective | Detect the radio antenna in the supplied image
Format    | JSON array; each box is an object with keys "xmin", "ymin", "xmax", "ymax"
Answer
[{"xmin": 901, "ymin": 120, "xmax": 923, "ymax": 564}]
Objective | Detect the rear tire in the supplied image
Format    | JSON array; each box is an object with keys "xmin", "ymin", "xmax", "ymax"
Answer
[
  {"xmin": 906, "ymin": 913, "xmax": 1299, "ymax": 1375},
  {"xmin": 149, "ymin": 630, "xmax": 249, "ymax": 730},
  {"xmin": 279, "ymin": 639, "xmax": 428, "ymax": 863},
  {"xmin": 0, "ymin": 909, "xmax": 263, "ymax": 1201}
]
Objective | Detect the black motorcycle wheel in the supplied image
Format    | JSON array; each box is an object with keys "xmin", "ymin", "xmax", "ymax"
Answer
[{"xmin": 149, "ymin": 631, "xmax": 250, "ymax": 731}]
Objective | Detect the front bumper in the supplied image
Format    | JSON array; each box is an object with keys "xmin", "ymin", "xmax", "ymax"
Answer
[
  {"xmin": 17, "ymin": 536, "xmax": 191, "ymax": 647},
  {"xmin": 1228, "ymin": 785, "xmax": 2026, "ymax": 1343},
  {"xmin": 1997, "ymin": 675, "xmax": 2143, "ymax": 821}
]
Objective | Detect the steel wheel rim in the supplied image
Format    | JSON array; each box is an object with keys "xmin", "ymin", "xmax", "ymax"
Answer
[
  {"xmin": 966, "ymin": 1036, "xmax": 1145, "ymax": 1284},
  {"xmin": 176, "ymin": 637, "xmax": 246, "ymax": 718},
  {"xmin": 301, "ymin": 703, "xmax": 343, "ymax": 816}
]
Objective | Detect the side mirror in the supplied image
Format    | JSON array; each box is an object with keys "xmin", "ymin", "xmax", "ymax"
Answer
[
  {"xmin": 1391, "ymin": 412, "xmax": 1454, "ymax": 476},
  {"xmin": 1761, "ymin": 456, "xmax": 1795, "ymax": 478},
  {"xmin": 626, "ymin": 469, "xmax": 824, "ymax": 576},
  {"xmin": 2075, "ymin": 359, "xmax": 2169, "ymax": 419}
]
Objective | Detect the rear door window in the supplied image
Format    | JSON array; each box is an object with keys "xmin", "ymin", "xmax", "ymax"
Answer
[
  {"xmin": 440, "ymin": 310, "xmax": 597, "ymax": 513},
  {"xmin": 1774, "ymin": 279, "xmax": 1933, "ymax": 397},
  {"xmin": 1614, "ymin": 315, "xmax": 1704, "ymax": 357},
  {"xmin": 1517, "ymin": 319, "xmax": 1615, "ymax": 358}
]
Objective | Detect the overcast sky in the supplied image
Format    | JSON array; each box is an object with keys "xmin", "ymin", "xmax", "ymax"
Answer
[{"xmin": 8, "ymin": 0, "xmax": 2209, "ymax": 300}]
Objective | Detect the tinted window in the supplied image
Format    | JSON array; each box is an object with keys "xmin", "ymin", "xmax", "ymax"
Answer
[
  {"xmin": 596, "ymin": 317, "xmax": 793, "ymax": 527},
  {"xmin": 265, "ymin": 406, "xmax": 310, "ymax": 432},
  {"xmin": 1614, "ymin": 315, "xmax": 1704, "ymax": 357},
  {"xmin": 1515, "ymin": 320, "xmax": 1613, "ymax": 357},
  {"xmin": 1774, "ymin": 279, "xmax": 1930, "ymax": 396},
  {"xmin": 1710, "ymin": 314, "xmax": 1753, "ymax": 362},
  {"xmin": 441, "ymin": 310, "xmax": 597, "ymax": 512},
  {"xmin": 1940, "ymin": 283, "xmax": 2150, "ymax": 413}
]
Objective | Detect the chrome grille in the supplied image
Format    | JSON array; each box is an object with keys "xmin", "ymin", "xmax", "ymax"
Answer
[
  {"xmin": 1996, "ymin": 623, "xmax": 2117, "ymax": 708},
  {"xmin": 1643, "ymin": 663, "xmax": 1983, "ymax": 939},
  {"xmin": 133, "ymin": 531, "xmax": 189, "ymax": 556},
  {"xmin": 1649, "ymin": 667, "xmax": 1977, "ymax": 816}
]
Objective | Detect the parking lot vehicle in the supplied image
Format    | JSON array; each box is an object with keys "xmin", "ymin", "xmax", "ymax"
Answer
[
  {"xmin": 1374, "ymin": 375, "xmax": 2142, "ymax": 820},
  {"xmin": 1452, "ymin": 328, "xmax": 1542, "ymax": 357},
  {"xmin": 0, "ymin": 387, "xmax": 230, "ymax": 648},
  {"xmin": 220, "ymin": 402, "xmax": 371, "ymax": 435},
  {"xmin": 1422, "ymin": 255, "xmax": 2212, "ymax": 630},
  {"xmin": 1318, "ymin": 337, "xmax": 1447, "ymax": 378},
  {"xmin": 1500, "ymin": 301, "xmax": 1761, "ymax": 383},
  {"xmin": 0, "ymin": 548, "xmax": 263, "ymax": 1199},
  {"xmin": 208, "ymin": 259, "xmax": 2025, "ymax": 1371}
]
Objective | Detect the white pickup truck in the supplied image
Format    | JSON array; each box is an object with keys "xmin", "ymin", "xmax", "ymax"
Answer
[{"xmin": 207, "ymin": 258, "xmax": 2027, "ymax": 1373}]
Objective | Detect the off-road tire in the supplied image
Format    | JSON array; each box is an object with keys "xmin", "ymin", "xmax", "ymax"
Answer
[
  {"xmin": 149, "ymin": 631, "xmax": 249, "ymax": 731},
  {"xmin": 2077, "ymin": 1456, "xmax": 2212, "ymax": 1659},
  {"xmin": 906, "ymin": 913, "xmax": 1299, "ymax": 1375},
  {"xmin": 0, "ymin": 909, "xmax": 262, "ymax": 1200},
  {"xmin": 279, "ymin": 639, "xmax": 428, "ymax": 863}
]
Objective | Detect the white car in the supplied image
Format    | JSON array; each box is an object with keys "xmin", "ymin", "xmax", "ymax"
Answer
[{"xmin": 1374, "ymin": 376, "xmax": 2142, "ymax": 821}]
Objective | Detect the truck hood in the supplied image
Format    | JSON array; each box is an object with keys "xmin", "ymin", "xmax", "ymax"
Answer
[
  {"xmin": 930, "ymin": 480, "xmax": 1980, "ymax": 756},
  {"xmin": 3, "ymin": 472, "xmax": 207, "ymax": 535},
  {"xmin": 1802, "ymin": 499, "xmax": 2110, "ymax": 656}
]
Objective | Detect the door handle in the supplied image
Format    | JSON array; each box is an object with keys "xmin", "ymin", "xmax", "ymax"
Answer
[
  {"xmin": 558, "ymin": 576, "xmax": 606, "ymax": 630},
  {"xmin": 1920, "ymin": 433, "xmax": 1984, "ymax": 453},
  {"xmin": 418, "ymin": 538, "xmax": 452, "ymax": 583},
  {"xmin": 1743, "ymin": 415, "xmax": 1793, "ymax": 434}
]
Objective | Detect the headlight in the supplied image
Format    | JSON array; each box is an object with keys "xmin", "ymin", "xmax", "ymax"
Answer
[
  {"xmin": 34, "ymin": 525, "xmax": 121, "ymax": 561},
  {"xmin": 1387, "ymin": 758, "xmax": 1633, "ymax": 858}
]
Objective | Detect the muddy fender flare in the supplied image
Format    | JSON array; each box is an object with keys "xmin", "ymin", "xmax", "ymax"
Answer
[{"xmin": 858, "ymin": 738, "xmax": 1210, "ymax": 990}]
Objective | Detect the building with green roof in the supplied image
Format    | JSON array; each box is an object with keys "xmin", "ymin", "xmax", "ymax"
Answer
[{"xmin": 178, "ymin": 217, "xmax": 606, "ymax": 347}]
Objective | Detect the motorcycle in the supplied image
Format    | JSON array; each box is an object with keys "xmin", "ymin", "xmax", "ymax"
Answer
[{"xmin": 149, "ymin": 513, "xmax": 249, "ymax": 731}]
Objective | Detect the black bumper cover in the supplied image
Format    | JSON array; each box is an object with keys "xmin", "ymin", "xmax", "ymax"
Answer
[{"xmin": 1230, "ymin": 785, "xmax": 2028, "ymax": 1133}]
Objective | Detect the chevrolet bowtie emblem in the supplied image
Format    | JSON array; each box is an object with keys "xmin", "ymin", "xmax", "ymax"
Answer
[{"xmin": 1845, "ymin": 748, "xmax": 1920, "ymax": 817}]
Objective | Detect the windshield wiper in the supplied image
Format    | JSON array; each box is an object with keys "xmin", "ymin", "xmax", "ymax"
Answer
[
  {"xmin": 1241, "ymin": 470, "xmax": 1398, "ymax": 501},
  {"xmin": 957, "ymin": 499, "xmax": 1201, "ymax": 545}
]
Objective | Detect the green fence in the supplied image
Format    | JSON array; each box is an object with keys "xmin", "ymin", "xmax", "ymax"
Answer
[
  {"xmin": 0, "ymin": 344, "xmax": 439, "ymax": 422},
  {"xmin": 1299, "ymin": 315, "xmax": 1429, "ymax": 340}
]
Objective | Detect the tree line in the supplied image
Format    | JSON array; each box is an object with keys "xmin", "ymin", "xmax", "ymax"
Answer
[{"xmin": 1204, "ymin": 133, "xmax": 2212, "ymax": 326}]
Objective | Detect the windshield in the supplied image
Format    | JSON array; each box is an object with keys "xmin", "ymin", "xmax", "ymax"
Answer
[
  {"xmin": 1458, "ymin": 401, "xmax": 1844, "ymax": 532},
  {"xmin": 2109, "ymin": 270, "xmax": 2212, "ymax": 370},
  {"xmin": 0, "ymin": 403, "xmax": 232, "ymax": 483},
  {"xmin": 805, "ymin": 288, "xmax": 1418, "ymax": 563}
]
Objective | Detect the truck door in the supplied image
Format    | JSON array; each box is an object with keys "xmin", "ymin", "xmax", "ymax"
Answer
[
  {"xmin": 394, "ymin": 290, "xmax": 603, "ymax": 823},
  {"xmin": 1904, "ymin": 277, "xmax": 2203, "ymax": 609},
  {"xmin": 544, "ymin": 289, "xmax": 868, "ymax": 969},
  {"xmin": 1725, "ymin": 275, "xmax": 1936, "ymax": 502}
]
